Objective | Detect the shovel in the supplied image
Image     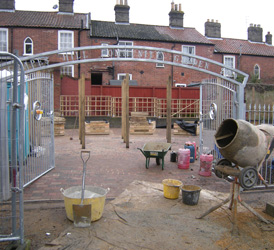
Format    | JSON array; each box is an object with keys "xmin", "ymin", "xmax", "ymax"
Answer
[{"xmin": 73, "ymin": 150, "xmax": 91, "ymax": 227}]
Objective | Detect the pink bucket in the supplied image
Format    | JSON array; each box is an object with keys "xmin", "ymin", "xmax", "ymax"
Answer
[
  {"xmin": 199, "ymin": 154, "xmax": 213, "ymax": 177},
  {"xmin": 178, "ymin": 148, "xmax": 190, "ymax": 169}
]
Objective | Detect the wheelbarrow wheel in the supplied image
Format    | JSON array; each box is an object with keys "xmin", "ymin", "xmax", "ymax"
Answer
[
  {"xmin": 156, "ymin": 157, "xmax": 161, "ymax": 165},
  {"xmin": 214, "ymin": 159, "xmax": 232, "ymax": 178},
  {"xmin": 239, "ymin": 166, "xmax": 258, "ymax": 189}
]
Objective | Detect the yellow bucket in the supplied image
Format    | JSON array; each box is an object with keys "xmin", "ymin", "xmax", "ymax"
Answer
[
  {"xmin": 61, "ymin": 186, "xmax": 109, "ymax": 222},
  {"xmin": 162, "ymin": 179, "xmax": 183, "ymax": 199}
]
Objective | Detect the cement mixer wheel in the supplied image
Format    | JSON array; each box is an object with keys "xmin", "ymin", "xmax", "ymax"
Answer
[
  {"xmin": 214, "ymin": 159, "xmax": 232, "ymax": 178},
  {"xmin": 239, "ymin": 167, "xmax": 258, "ymax": 189}
]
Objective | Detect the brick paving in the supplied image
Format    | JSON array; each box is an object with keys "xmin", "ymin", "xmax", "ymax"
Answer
[{"xmin": 23, "ymin": 128, "xmax": 231, "ymax": 201}]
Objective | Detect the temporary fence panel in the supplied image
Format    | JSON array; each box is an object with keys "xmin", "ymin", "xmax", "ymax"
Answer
[
  {"xmin": 0, "ymin": 53, "xmax": 25, "ymax": 245},
  {"xmin": 246, "ymin": 104, "xmax": 274, "ymax": 188}
]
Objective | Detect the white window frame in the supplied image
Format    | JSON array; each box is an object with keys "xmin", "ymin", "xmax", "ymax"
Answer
[
  {"xmin": 182, "ymin": 45, "xmax": 195, "ymax": 64},
  {"xmin": 117, "ymin": 73, "xmax": 132, "ymax": 81},
  {"xmin": 58, "ymin": 30, "xmax": 74, "ymax": 54},
  {"xmin": 101, "ymin": 43, "xmax": 109, "ymax": 57},
  {"xmin": 60, "ymin": 65, "xmax": 74, "ymax": 77},
  {"xmin": 23, "ymin": 37, "xmax": 33, "ymax": 55},
  {"xmin": 118, "ymin": 41, "xmax": 133, "ymax": 58},
  {"xmin": 223, "ymin": 55, "xmax": 235, "ymax": 77},
  {"xmin": 156, "ymin": 51, "xmax": 164, "ymax": 67},
  {"xmin": 0, "ymin": 28, "xmax": 8, "ymax": 52},
  {"xmin": 254, "ymin": 64, "xmax": 260, "ymax": 79}
]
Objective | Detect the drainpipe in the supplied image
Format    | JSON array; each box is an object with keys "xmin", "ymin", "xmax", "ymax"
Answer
[
  {"xmin": 11, "ymin": 27, "xmax": 14, "ymax": 53},
  {"xmin": 112, "ymin": 35, "xmax": 119, "ymax": 80},
  {"xmin": 78, "ymin": 20, "xmax": 84, "ymax": 79},
  {"xmin": 237, "ymin": 44, "xmax": 242, "ymax": 70}
]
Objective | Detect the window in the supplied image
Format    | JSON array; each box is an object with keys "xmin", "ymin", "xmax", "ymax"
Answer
[
  {"xmin": 182, "ymin": 45, "xmax": 195, "ymax": 64},
  {"xmin": 101, "ymin": 43, "xmax": 109, "ymax": 57},
  {"xmin": 254, "ymin": 64, "xmax": 260, "ymax": 79},
  {"xmin": 223, "ymin": 55, "xmax": 235, "ymax": 77},
  {"xmin": 0, "ymin": 28, "xmax": 8, "ymax": 52},
  {"xmin": 24, "ymin": 37, "xmax": 33, "ymax": 55},
  {"xmin": 118, "ymin": 41, "xmax": 133, "ymax": 58},
  {"xmin": 58, "ymin": 30, "xmax": 74, "ymax": 53},
  {"xmin": 61, "ymin": 65, "xmax": 74, "ymax": 77},
  {"xmin": 117, "ymin": 73, "xmax": 132, "ymax": 81},
  {"xmin": 156, "ymin": 51, "xmax": 164, "ymax": 67}
]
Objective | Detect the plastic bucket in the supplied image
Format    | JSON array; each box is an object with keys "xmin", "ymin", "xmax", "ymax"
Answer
[
  {"xmin": 162, "ymin": 179, "xmax": 182, "ymax": 199},
  {"xmin": 181, "ymin": 185, "xmax": 201, "ymax": 205},
  {"xmin": 61, "ymin": 185, "xmax": 109, "ymax": 222},
  {"xmin": 199, "ymin": 154, "xmax": 213, "ymax": 177},
  {"xmin": 177, "ymin": 148, "xmax": 190, "ymax": 169}
]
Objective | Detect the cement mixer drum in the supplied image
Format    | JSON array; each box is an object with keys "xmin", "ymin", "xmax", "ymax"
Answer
[{"xmin": 214, "ymin": 119, "xmax": 271, "ymax": 168}]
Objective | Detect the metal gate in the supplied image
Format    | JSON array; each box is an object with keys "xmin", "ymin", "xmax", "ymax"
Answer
[
  {"xmin": 199, "ymin": 78, "xmax": 242, "ymax": 157},
  {"xmin": 23, "ymin": 72, "xmax": 55, "ymax": 187},
  {"xmin": 0, "ymin": 53, "xmax": 54, "ymax": 245}
]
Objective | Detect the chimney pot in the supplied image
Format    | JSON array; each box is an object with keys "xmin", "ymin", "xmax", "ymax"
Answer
[
  {"xmin": 171, "ymin": 1, "xmax": 175, "ymax": 10},
  {"xmin": 179, "ymin": 3, "xmax": 182, "ymax": 11}
]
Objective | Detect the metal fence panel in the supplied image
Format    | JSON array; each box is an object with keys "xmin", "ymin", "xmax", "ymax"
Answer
[
  {"xmin": 0, "ymin": 53, "xmax": 25, "ymax": 244},
  {"xmin": 246, "ymin": 104, "xmax": 274, "ymax": 188}
]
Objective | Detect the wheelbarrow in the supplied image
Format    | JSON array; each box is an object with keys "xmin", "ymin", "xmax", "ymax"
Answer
[
  {"xmin": 214, "ymin": 119, "xmax": 274, "ymax": 189},
  {"xmin": 138, "ymin": 142, "xmax": 171, "ymax": 170}
]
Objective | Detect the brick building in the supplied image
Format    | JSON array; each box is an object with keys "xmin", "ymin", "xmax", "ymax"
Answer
[{"xmin": 1, "ymin": 0, "xmax": 274, "ymax": 110}]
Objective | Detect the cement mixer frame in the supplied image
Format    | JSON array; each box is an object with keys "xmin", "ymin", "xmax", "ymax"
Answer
[{"xmin": 214, "ymin": 119, "xmax": 274, "ymax": 189}]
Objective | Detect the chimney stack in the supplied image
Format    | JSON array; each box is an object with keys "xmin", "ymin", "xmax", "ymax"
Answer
[
  {"xmin": 169, "ymin": 2, "xmax": 184, "ymax": 28},
  {"xmin": 265, "ymin": 32, "xmax": 272, "ymax": 45},
  {"xmin": 114, "ymin": 0, "xmax": 130, "ymax": 24},
  {"xmin": 0, "ymin": 0, "xmax": 15, "ymax": 11},
  {"xmin": 59, "ymin": 0, "xmax": 74, "ymax": 14},
  {"xmin": 248, "ymin": 24, "xmax": 263, "ymax": 42},
  {"xmin": 205, "ymin": 19, "xmax": 221, "ymax": 38}
]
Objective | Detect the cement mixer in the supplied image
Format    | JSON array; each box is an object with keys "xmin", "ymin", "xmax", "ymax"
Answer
[{"xmin": 214, "ymin": 119, "xmax": 274, "ymax": 189}]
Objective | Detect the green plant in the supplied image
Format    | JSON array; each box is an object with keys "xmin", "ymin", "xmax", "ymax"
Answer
[{"xmin": 250, "ymin": 74, "xmax": 261, "ymax": 83}]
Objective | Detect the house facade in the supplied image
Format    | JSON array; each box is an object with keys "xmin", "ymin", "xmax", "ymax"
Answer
[{"xmin": 1, "ymin": 0, "xmax": 274, "ymax": 110}]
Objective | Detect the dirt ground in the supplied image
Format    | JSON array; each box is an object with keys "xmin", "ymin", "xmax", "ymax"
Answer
[
  {"xmin": 1, "ymin": 128, "xmax": 274, "ymax": 250},
  {"xmin": 9, "ymin": 182, "xmax": 274, "ymax": 250}
]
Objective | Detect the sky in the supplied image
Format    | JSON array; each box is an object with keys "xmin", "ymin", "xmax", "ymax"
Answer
[{"xmin": 15, "ymin": 0, "xmax": 274, "ymax": 41}]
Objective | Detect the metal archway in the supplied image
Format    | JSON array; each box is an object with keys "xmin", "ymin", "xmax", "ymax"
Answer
[{"xmin": 20, "ymin": 45, "xmax": 249, "ymax": 157}]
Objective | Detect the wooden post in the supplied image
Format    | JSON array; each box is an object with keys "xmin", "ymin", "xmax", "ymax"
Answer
[
  {"xmin": 121, "ymin": 75, "xmax": 130, "ymax": 148},
  {"xmin": 121, "ymin": 78, "xmax": 125, "ymax": 140},
  {"xmin": 125, "ymin": 74, "xmax": 130, "ymax": 148},
  {"xmin": 78, "ymin": 78, "xmax": 81, "ymax": 141},
  {"xmin": 166, "ymin": 76, "xmax": 172, "ymax": 143}
]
